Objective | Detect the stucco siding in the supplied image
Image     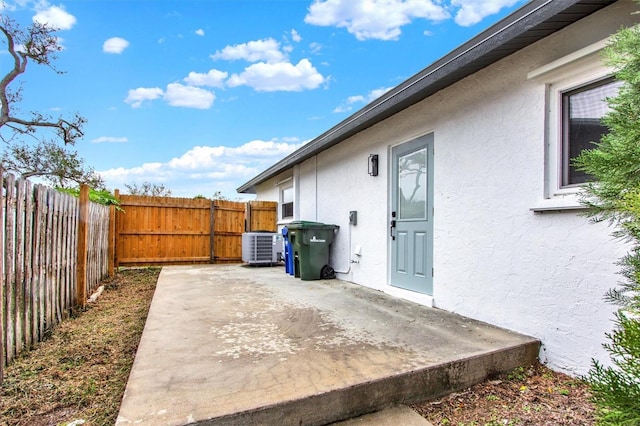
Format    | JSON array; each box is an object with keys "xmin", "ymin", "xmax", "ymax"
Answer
[
  {"xmin": 253, "ymin": 1, "xmax": 637, "ymax": 375},
  {"xmin": 255, "ymin": 176, "xmax": 280, "ymax": 202},
  {"xmin": 296, "ymin": 128, "xmax": 389, "ymax": 288},
  {"xmin": 426, "ymin": 25, "xmax": 625, "ymax": 375}
]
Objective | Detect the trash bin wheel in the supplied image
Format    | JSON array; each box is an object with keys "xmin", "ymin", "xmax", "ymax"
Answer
[{"xmin": 320, "ymin": 265, "xmax": 335, "ymax": 279}]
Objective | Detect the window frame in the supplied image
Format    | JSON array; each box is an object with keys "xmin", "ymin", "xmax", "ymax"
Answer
[
  {"xmin": 545, "ymin": 60, "xmax": 614, "ymax": 200},
  {"xmin": 281, "ymin": 185, "xmax": 294, "ymax": 220}
]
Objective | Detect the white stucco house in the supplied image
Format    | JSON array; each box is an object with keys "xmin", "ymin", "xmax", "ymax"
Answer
[{"xmin": 238, "ymin": 0, "xmax": 638, "ymax": 376}]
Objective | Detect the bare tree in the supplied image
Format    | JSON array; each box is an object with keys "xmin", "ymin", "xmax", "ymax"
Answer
[
  {"xmin": 125, "ymin": 182, "xmax": 172, "ymax": 197},
  {"xmin": 0, "ymin": 14, "xmax": 101, "ymax": 187}
]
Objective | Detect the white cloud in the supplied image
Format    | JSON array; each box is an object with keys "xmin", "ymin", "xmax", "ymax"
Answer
[
  {"xmin": 103, "ymin": 37, "xmax": 130, "ymax": 54},
  {"xmin": 211, "ymin": 38, "xmax": 286, "ymax": 64},
  {"xmin": 368, "ymin": 86, "xmax": 393, "ymax": 99},
  {"xmin": 227, "ymin": 59, "xmax": 325, "ymax": 92},
  {"xmin": 124, "ymin": 87, "xmax": 164, "ymax": 108},
  {"xmin": 163, "ymin": 83, "xmax": 215, "ymax": 109},
  {"xmin": 98, "ymin": 138, "xmax": 305, "ymax": 198},
  {"xmin": 92, "ymin": 136, "xmax": 128, "ymax": 144},
  {"xmin": 305, "ymin": 0, "xmax": 449, "ymax": 41},
  {"xmin": 309, "ymin": 42, "xmax": 323, "ymax": 54},
  {"xmin": 195, "ymin": 28, "xmax": 205, "ymax": 36},
  {"xmin": 125, "ymin": 84, "xmax": 215, "ymax": 109},
  {"xmin": 452, "ymin": 0, "xmax": 520, "ymax": 26},
  {"xmin": 167, "ymin": 140, "xmax": 301, "ymax": 170},
  {"xmin": 33, "ymin": 3, "xmax": 76, "ymax": 30},
  {"xmin": 100, "ymin": 163, "xmax": 167, "ymax": 183},
  {"xmin": 291, "ymin": 29, "xmax": 302, "ymax": 42},
  {"xmin": 304, "ymin": 0, "xmax": 524, "ymax": 39},
  {"xmin": 333, "ymin": 86, "xmax": 393, "ymax": 113},
  {"xmin": 184, "ymin": 69, "xmax": 228, "ymax": 88}
]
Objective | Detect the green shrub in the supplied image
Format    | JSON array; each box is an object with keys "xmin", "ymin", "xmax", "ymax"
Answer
[{"xmin": 576, "ymin": 21, "xmax": 640, "ymax": 426}]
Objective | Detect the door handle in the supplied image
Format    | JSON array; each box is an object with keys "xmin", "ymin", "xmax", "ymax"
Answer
[{"xmin": 390, "ymin": 220, "xmax": 396, "ymax": 240}]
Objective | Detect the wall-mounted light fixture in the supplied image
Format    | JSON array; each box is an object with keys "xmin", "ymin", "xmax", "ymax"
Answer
[{"xmin": 368, "ymin": 154, "xmax": 379, "ymax": 177}]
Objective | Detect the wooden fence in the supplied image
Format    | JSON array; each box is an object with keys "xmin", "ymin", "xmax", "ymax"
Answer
[
  {"xmin": 1, "ymin": 174, "xmax": 110, "ymax": 381},
  {"xmin": 2, "ymin": 187, "xmax": 276, "ymax": 380},
  {"xmin": 115, "ymin": 196, "xmax": 277, "ymax": 266}
]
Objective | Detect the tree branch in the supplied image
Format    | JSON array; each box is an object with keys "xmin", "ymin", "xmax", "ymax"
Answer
[
  {"xmin": 0, "ymin": 14, "xmax": 96, "ymax": 188},
  {"xmin": 0, "ymin": 15, "xmax": 78, "ymax": 144},
  {"xmin": 4, "ymin": 115, "xmax": 84, "ymax": 144}
]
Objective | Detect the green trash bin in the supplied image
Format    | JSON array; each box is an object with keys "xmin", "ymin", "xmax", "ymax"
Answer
[{"xmin": 287, "ymin": 221, "xmax": 339, "ymax": 280}]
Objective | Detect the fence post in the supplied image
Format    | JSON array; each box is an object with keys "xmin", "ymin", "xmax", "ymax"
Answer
[
  {"xmin": 108, "ymin": 189, "xmax": 118, "ymax": 276},
  {"xmin": 245, "ymin": 202, "xmax": 252, "ymax": 232},
  {"xmin": 209, "ymin": 200, "xmax": 215, "ymax": 263},
  {"xmin": 76, "ymin": 184, "xmax": 89, "ymax": 309}
]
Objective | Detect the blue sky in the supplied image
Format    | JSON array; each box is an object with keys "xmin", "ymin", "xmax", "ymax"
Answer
[{"xmin": 1, "ymin": 0, "xmax": 525, "ymax": 199}]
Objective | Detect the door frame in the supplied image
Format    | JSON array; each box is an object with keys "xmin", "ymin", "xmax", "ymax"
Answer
[{"xmin": 388, "ymin": 133, "xmax": 434, "ymax": 295}]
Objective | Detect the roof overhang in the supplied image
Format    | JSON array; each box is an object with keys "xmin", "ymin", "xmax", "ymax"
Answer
[{"xmin": 237, "ymin": 0, "xmax": 617, "ymax": 194}]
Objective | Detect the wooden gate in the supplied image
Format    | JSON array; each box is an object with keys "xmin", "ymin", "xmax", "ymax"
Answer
[{"xmin": 115, "ymin": 195, "xmax": 277, "ymax": 266}]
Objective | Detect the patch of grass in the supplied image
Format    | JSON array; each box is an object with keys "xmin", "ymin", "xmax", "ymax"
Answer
[
  {"xmin": 0, "ymin": 268, "xmax": 159, "ymax": 426},
  {"xmin": 506, "ymin": 366, "xmax": 527, "ymax": 382}
]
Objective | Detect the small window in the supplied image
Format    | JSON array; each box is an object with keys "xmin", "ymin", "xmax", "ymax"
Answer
[
  {"xmin": 561, "ymin": 78, "xmax": 621, "ymax": 186},
  {"xmin": 281, "ymin": 187, "xmax": 293, "ymax": 219}
]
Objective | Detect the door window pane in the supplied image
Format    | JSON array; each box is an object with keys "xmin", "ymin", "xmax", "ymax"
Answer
[{"xmin": 398, "ymin": 148, "xmax": 427, "ymax": 220}]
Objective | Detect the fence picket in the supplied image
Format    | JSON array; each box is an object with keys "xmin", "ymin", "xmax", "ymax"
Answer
[
  {"xmin": 4, "ymin": 173, "xmax": 16, "ymax": 364},
  {"xmin": 36, "ymin": 186, "xmax": 47, "ymax": 341},
  {"xmin": 0, "ymin": 168, "xmax": 4, "ymax": 379},
  {"xmin": 33, "ymin": 185, "xmax": 46, "ymax": 342},
  {"xmin": 23, "ymin": 179, "xmax": 34, "ymax": 350},
  {"xmin": 14, "ymin": 179, "xmax": 25, "ymax": 359}
]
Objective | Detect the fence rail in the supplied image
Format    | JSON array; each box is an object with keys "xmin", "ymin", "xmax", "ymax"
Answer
[{"xmin": 1, "ymin": 172, "xmax": 110, "ymax": 381}]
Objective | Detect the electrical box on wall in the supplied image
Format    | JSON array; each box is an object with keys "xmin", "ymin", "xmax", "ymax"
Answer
[{"xmin": 349, "ymin": 211, "xmax": 357, "ymax": 225}]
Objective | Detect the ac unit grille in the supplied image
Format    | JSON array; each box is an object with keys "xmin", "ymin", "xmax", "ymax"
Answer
[{"xmin": 242, "ymin": 232, "xmax": 283, "ymax": 264}]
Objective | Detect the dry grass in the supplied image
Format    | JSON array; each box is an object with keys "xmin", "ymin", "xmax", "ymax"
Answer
[{"xmin": 0, "ymin": 268, "xmax": 159, "ymax": 426}]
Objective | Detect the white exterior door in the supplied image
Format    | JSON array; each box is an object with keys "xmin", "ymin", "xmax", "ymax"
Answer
[{"xmin": 390, "ymin": 134, "xmax": 434, "ymax": 295}]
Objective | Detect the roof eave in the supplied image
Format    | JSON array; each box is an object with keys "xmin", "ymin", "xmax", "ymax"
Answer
[{"xmin": 237, "ymin": 0, "xmax": 617, "ymax": 194}]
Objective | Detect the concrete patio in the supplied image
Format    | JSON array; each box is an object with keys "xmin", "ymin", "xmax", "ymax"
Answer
[{"xmin": 116, "ymin": 265, "xmax": 539, "ymax": 426}]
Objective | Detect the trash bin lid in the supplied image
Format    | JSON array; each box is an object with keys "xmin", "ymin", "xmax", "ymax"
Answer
[
  {"xmin": 287, "ymin": 220, "xmax": 338, "ymax": 230},
  {"xmin": 287, "ymin": 220, "xmax": 323, "ymax": 229}
]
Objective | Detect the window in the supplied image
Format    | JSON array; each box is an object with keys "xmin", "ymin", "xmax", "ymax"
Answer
[
  {"xmin": 526, "ymin": 38, "xmax": 619, "ymax": 202},
  {"xmin": 561, "ymin": 78, "xmax": 621, "ymax": 186},
  {"xmin": 528, "ymin": 38, "xmax": 621, "ymax": 210},
  {"xmin": 281, "ymin": 186, "xmax": 293, "ymax": 219}
]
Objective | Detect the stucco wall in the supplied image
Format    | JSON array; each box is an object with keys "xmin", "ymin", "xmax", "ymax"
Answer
[{"xmin": 253, "ymin": 1, "xmax": 637, "ymax": 375}]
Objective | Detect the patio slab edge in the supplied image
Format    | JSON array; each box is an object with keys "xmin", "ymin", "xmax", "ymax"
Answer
[{"xmin": 191, "ymin": 339, "xmax": 539, "ymax": 426}]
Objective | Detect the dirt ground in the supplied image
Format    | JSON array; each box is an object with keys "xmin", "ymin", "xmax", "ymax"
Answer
[
  {"xmin": 412, "ymin": 364, "xmax": 596, "ymax": 425},
  {"xmin": 0, "ymin": 268, "xmax": 596, "ymax": 426}
]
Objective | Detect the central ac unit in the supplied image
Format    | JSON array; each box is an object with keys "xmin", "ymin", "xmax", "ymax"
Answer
[{"xmin": 242, "ymin": 232, "xmax": 283, "ymax": 265}]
